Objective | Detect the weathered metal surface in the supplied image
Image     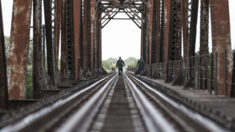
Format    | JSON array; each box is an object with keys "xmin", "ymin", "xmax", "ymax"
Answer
[
  {"xmin": 7, "ymin": 0, "xmax": 32, "ymax": 99},
  {"xmin": 163, "ymin": 0, "xmax": 171, "ymax": 81},
  {"xmin": 60, "ymin": 0, "xmax": 67, "ymax": 82},
  {"xmin": 210, "ymin": 0, "xmax": 232, "ymax": 96},
  {"xmin": 43, "ymin": 0, "xmax": 56, "ymax": 84},
  {"xmin": 98, "ymin": 18, "xmax": 102, "ymax": 69},
  {"xmin": 83, "ymin": 0, "xmax": 89, "ymax": 72},
  {"xmin": 90, "ymin": 0, "xmax": 95, "ymax": 73},
  {"xmin": 66, "ymin": 0, "xmax": 75, "ymax": 82},
  {"xmin": 198, "ymin": 0, "xmax": 209, "ymax": 90},
  {"xmin": 33, "ymin": 0, "xmax": 42, "ymax": 99},
  {"xmin": 182, "ymin": 0, "xmax": 188, "ymax": 59},
  {"xmin": 73, "ymin": 0, "xmax": 82, "ymax": 81},
  {"xmin": 148, "ymin": 0, "xmax": 153, "ymax": 64},
  {"xmin": 0, "ymin": 0, "xmax": 8, "ymax": 109},
  {"xmin": 141, "ymin": 7, "xmax": 146, "ymax": 61},
  {"xmin": 94, "ymin": 5, "xmax": 100, "ymax": 71},
  {"xmin": 155, "ymin": 0, "xmax": 160, "ymax": 63},
  {"xmin": 159, "ymin": 0, "xmax": 164, "ymax": 62},
  {"xmin": 168, "ymin": 0, "xmax": 182, "ymax": 61}
]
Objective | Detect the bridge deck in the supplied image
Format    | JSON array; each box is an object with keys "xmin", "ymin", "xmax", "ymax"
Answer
[{"xmin": 136, "ymin": 74, "xmax": 235, "ymax": 123}]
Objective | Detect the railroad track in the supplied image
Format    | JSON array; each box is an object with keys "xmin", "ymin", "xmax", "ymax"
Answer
[
  {"xmin": 0, "ymin": 74, "xmax": 117, "ymax": 132},
  {"xmin": 0, "ymin": 73, "xmax": 230, "ymax": 132}
]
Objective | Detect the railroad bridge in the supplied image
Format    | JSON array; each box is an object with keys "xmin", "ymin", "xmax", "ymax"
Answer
[{"xmin": 1, "ymin": 0, "xmax": 235, "ymax": 131}]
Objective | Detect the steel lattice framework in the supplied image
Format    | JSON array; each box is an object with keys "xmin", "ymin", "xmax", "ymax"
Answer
[{"xmin": 0, "ymin": 0, "xmax": 234, "ymax": 109}]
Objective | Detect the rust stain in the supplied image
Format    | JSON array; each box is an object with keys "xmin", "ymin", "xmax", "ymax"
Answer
[
  {"xmin": 163, "ymin": 0, "xmax": 171, "ymax": 80},
  {"xmin": 90, "ymin": 0, "xmax": 95, "ymax": 73},
  {"xmin": 148, "ymin": 0, "xmax": 153, "ymax": 64},
  {"xmin": 73, "ymin": 0, "xmax": 82, "ymax": 81},
  {"xmin": 7, "ymin": 0, "xmax": 32, "ymax": 99},
  {"xmin": 210, "ymin": 0, "xmax": 232, "ymax": 96}
]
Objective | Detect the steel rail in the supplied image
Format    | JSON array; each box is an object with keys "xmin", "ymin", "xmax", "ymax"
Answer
[
  {"xmin": 57, "ymin": 74, "xmax": 118, "ymax": 132},
  {"xmin": 124, "ymin": 73, "xmax": 175, "ymax": 132},
  {"xmin": 126, "ymin": 73, "xmax": 230, "ymax": 132},
  {"xmin": 0, "ymin": 74, "xmax": 116, "ymax": 132}
]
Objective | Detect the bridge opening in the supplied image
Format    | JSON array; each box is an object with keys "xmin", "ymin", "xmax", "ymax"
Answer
[{"xmin": 102, "ymin": 13, "xmax": 141, "ymax": 72}]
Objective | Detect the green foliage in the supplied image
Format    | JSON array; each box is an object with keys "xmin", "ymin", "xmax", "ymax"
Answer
[
  {"xmin": 26, "ymin": 65, "xmax": 33, "ymax": 99},
  {"xmin": 102, "ymin": 58, "xmax": 117, "ymax": 72},
  {"xmin": 124, "ymin": 57, "xmax": 138, "ymax": 69},
  {"xmin": 102, "ymin": 57, "xmax": 138, "ymax": 72}
]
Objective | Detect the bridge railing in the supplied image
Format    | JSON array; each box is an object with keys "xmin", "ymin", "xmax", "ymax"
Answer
[{"xmin": 128, "ymin": 51, "xmax": 235, "ymax": 97}]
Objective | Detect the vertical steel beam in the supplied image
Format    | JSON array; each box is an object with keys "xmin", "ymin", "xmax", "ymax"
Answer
[
  {"xmin": 148, "ymin": 0, "xmax": 153, "ymax": 64},
  {"xmin": 33, "ymin": 0, "xmax": 42, "ymax": 99},
  {"xmin": 60, "ymin": 0, "xmax": 67, "ymax": 82},
  {"xmin": 90, "ymin": 0, "xmax": 95, "ymax": 73},
  {"xmin": 210, "ymin": 0, "xmax": 232, "ymax": 96},
  {"xmin": 155, "ymin": 0, "xmax": 161, "ymax": 63},
  {"xmin": 43, "ymin": 0, "xmax": 56, "ymax": 84},
  {"xmin": 159, "ymin": 0, "xmax": 165, "ymax": 62},
  {"xmin": 188, "ymin": 0, "xmax": 199, "ymax": 57},
  {"xmin": 73, "ymin": 0, "xmax": 82, "ymax": 81},
  {"xmin": 182, "ymin": 0, "xmax": 188, "ymax": 60},
  {"xmin": 94, "ymin": 5, "xmax": 100, "ymax": 71},
  {"xmin": 185, "ymin": 0, "xmax": 199, "ymax": 87},
  {"xmin": 0, "ymin": 0, "xmax": 8, "ymax": 109},
  {"xmin": 141, "ymin": 11, "xmax": 146, "ymax": 61},
  {"xmin": 8, "ymin": 0, "xmax": 32, "ymax": 99},
  {"xmin": 163, "ymin": 0, "xmax": 171, "ymax": 81},
  {"xmin": 83, "ymin": 0, "xmax": 89, "ymax": 72},
  {"xmin": 99, "ymin": 18, "xmax": 102, "ymax": 69},
  {"xmin": 66, "ymin": 0, "xmax": 75, "ymax": 82},
  {"xmin": 199, "ymin": 0, "xmax": 209, "ymax": 90}
]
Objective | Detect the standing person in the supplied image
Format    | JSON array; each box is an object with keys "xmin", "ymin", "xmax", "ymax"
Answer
[
  {"xmin": 137, "ymin": 57, "xmax": 145, "ymax": 75},
  {"xmin": 116, "ymin": 57, "xmax": 125, "ymax": 76}
]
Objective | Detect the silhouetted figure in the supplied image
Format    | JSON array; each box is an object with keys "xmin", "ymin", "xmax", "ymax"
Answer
[
  {"xmin": 116, "ymin": 57, "xmax": 125, "ymax": 76},
  {"xmin": 136, "ymin": 57, "xmax": 145, "ymax": 75}
]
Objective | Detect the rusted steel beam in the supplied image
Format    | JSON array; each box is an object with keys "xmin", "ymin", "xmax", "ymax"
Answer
[
  {"xmin": 159, "ymin": 0, "xmax": 164, "ymax": 62},
  {"xmin": 94, "ymin": 6, "xmax": 100, "ymax": 71},
  {"xmin": 168, "ymin": 0, "xmax": 182, "ymax": 84},
  {"xmin": 83, "ymin": 0, "xmax": 89, "ymax": 72},
  {"xmin": 163, "ymin": 0, "xmax": 171, "ymax": 81},
  {"xmin": 210, "ymin": 0, "xmax": 232, "ymax": 96},
  {"xmin": 60, "ymin": 0, "xmax": 67, "ymax": 82},
  {"xmin": 8, "ymin": 0, "xmax": 32, "ymax": 99},
  {"xmin": 0, "ymin": 0, "xmax": 8, "ymax": 109},
  {"xmin": 90, "ymin": 0, "xmax": 95, "ymax": 73},
  {"xmin": 182, "ymin": 0, "xmax": 188, "ymax": 60},
  {"xmin": 198, "ymin": 0, "xmax": 209, "ymax": 90},
  {"xmin": 155, "ymin": 0, "xmax": 160, "ymax": 63},
  {"xmin": 141, "ymin": 9, "xmax": 146, "ymax": 61},
  {"xmin": 66, "ymin": 0, "xmax": 75, "ymax": 82},
  {"xmin": 43, "ymin": 0, "xmax": 56, "ymax": 84},
  {"xmin": 33, "ymin": 0, "xmax": 42, "ymax": 99},
  {"xmin": 98, "ymin": 18, "xmax": 102, "ymax": 69},
  {"xmin": 73, "ymin": 0, "xmax": 82, "ymax": 81},
  {"xmin": 148, "ymin": 0, "xmax": 153, "ymax": 64},
  {"xmin": 144, "ymin": 5, "xmax": 149, "ymax": 64}
]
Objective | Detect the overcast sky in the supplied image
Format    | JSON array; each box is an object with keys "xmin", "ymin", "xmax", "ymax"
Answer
[{"xmin": 1, "ymin": 0, "xmax": 235, "ymax": 60}]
